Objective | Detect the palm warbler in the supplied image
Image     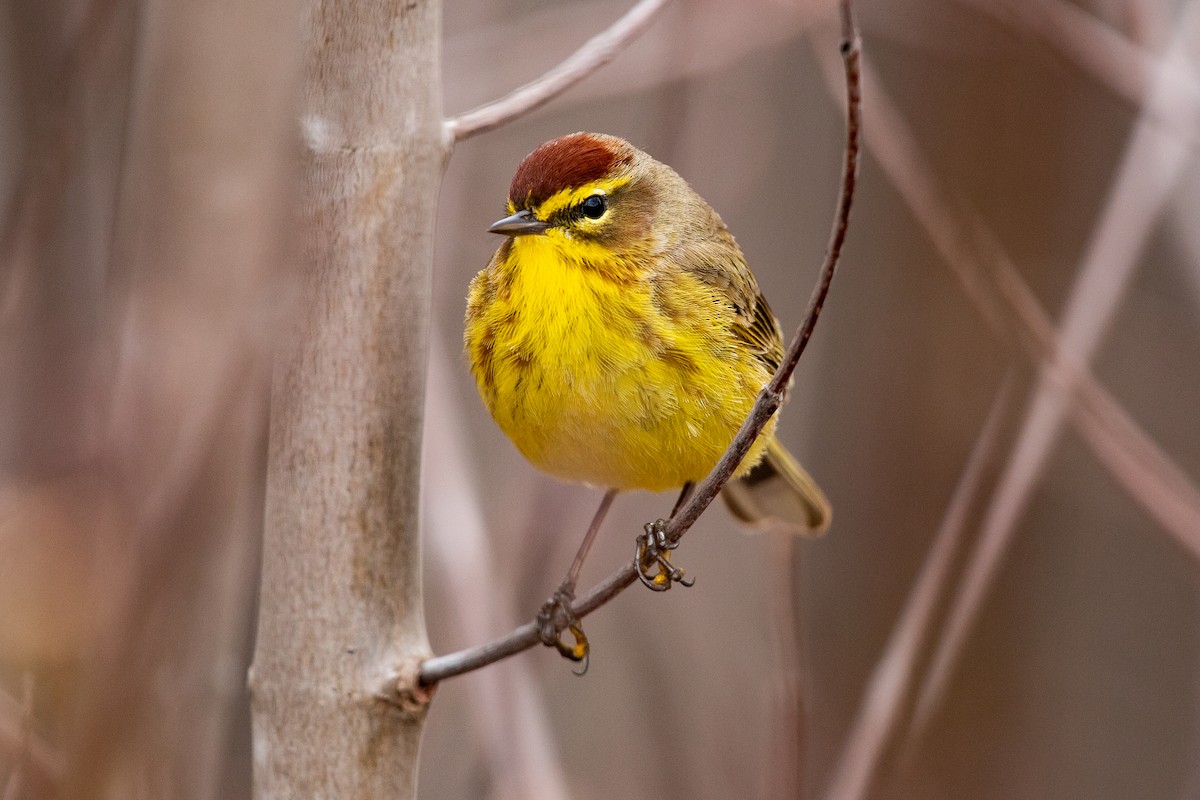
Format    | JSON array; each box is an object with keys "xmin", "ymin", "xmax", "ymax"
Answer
[{"xmin": 466, "ymin": 132, "xmax": 829, "ymax": 553}]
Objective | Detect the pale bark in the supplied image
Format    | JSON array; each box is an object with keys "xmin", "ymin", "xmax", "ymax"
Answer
[{"xmin": 250, "ymin": 0, "xmax": 444, "ymax": 796}]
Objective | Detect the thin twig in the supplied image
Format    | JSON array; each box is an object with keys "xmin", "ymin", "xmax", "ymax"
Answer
[
  {"xmin": 822, "ymin": 377, "xmax": 1015, "ymax": 800},
  {"xmin": 445, "ymin": 0, "xmax": 674, "ymax": 143},
  {"xmin": 418, "ymin": 0, "xmax": 862, "ymax": 687}
]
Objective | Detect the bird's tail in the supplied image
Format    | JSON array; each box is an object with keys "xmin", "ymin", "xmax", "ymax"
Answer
[{"xmin": 721, "ymin": 437, "xmax": 831, "ymax": 536}]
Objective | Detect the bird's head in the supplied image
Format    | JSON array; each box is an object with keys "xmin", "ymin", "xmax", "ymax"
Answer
[{"xmin": 488, "ymin": 133, "xmax": 682, "ymax": 273}]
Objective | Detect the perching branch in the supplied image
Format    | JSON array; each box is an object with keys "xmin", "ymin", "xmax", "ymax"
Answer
[
  {"xmin": 418, "ymin": 0, "xmax": 861, "ymax": 688},
  {"xmin": 444, "ymin": 0, "xmax": 673, "ymax": 143}
]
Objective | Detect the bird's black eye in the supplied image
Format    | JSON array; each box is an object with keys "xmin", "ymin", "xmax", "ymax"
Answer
[{"xmin": 580, "ymin": 194, "xmax": 607, "ymax": 219}]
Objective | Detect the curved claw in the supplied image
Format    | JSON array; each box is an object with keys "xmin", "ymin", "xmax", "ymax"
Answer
[
  {"xmin": 537, "ymin": 590, "xmax": 591, "ymax": 669},
  {"xmin": 635, "ymin": 519, "xmax": 695, "ymax": 591},
  {"xmin": 637, "ymin": 555, "xmax": 671, "ymax": 591},
  {"xmin": 553, "ymin": 623, "xmax": 590, "ymax": 671}
]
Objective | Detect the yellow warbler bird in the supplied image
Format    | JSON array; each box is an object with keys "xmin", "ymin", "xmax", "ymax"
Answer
[{"xmin": 465, "ymin": 133, "xmax": 829, "ymax": 616}]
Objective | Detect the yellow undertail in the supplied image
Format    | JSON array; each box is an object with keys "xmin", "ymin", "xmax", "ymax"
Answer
[{"xmin": 722, "ymin": 438, "xmax": 831, "ymax": 536}]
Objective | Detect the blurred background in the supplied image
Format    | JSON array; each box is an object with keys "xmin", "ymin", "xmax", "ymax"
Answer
[{"xmin": 3, "ymin": 0, "xmax": 1200, "ymax": 798}]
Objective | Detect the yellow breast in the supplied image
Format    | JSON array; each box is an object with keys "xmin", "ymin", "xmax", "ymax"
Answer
[{"xmin": 465, "ymin": 234, "xmax": 774, "ymax": 492}]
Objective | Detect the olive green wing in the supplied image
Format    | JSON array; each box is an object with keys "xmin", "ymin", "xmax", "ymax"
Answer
[
  {"xmin": 665, "ymin": 220, "xmax": 785, "ymax": 376},
  {"xmin": 738, "ymin": 290, "xmax": 784, "ymax": 374}
]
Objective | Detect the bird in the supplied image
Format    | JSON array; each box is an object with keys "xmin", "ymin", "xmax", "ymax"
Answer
[{"xmin": 464, "ymin": 132, "xmax": 830, "ymax": 657}]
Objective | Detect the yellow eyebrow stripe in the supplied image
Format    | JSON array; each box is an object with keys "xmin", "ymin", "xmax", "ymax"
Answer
[{"xmin": 535, "ymin": 176, "xmax": 633, "ymax": 218}]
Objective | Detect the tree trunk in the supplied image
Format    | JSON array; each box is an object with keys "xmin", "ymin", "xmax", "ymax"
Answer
[{"xmin": 250, "ymin": 0, "xmax": 443, "ymax": 796}]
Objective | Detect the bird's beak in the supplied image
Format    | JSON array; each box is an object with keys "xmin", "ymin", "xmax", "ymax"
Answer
[{"xmin": 488, "ymin": 209, "xmax": 550, "ymax": 236}]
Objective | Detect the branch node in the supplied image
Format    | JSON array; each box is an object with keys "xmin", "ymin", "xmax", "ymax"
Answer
[{"xmin": 380, "ymin": 657, "xmax": 437, "ymax": 719}]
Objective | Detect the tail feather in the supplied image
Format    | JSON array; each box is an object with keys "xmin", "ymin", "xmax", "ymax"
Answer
[{"xmin": 721, "ymin": 438, "xmax": 831, "ymax": 536}]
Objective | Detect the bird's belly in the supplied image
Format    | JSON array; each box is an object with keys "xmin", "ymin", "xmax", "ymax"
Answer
[
  {"xmin": 469, "ymin": 276, "xmax": 773, "ymax": 491},
  {"xmin": 502, "ymin": 357, "xmax": 744, "ymax": 491},
  {"xmin": 522, "ymin": 378, "xmax": 717, "ymax": 491}
]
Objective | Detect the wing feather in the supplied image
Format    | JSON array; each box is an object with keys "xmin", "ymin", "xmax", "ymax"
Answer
[{"xmin": 663, "ymin": 213, "xmax": 784, "ymax": 376}]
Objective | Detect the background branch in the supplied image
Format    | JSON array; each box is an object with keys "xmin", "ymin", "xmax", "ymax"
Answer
[
  {"xmin": 445, "ymin": 0, "xmax": 673, "ymax": 142},
  {"xmin": 822, "ymin": 378, "xmax": 1016, "ymax": 800},
  {"xmin": 423, "ymin": 339, "xmax": 570, "ymax": 799},
  {"xmin": 953, "ymin": 0, "xmax": 1200, "ymax": 145},
  {"xmin": 0, "ymin": 678, "xmax": 60, "ymax": 797},
  {"xmin": 813, "ymin": 44, "xmax": 1200, "ymax": 554},
  {"xmin": 807, "ymin": 8, "xmax": 1200, "ymax": 794},
  {"xmin": 908, "ymin": 7, "xmax": 1200, "ymax": 735}
]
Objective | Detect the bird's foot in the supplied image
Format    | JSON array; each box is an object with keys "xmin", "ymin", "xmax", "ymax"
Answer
[
  {"xmin": 635, "ymin": 519, "xmax": 695, "ymax": 591},
  {"xmin": 536, "ymin": 586, "xmax": 589, "ymax": 673}
]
